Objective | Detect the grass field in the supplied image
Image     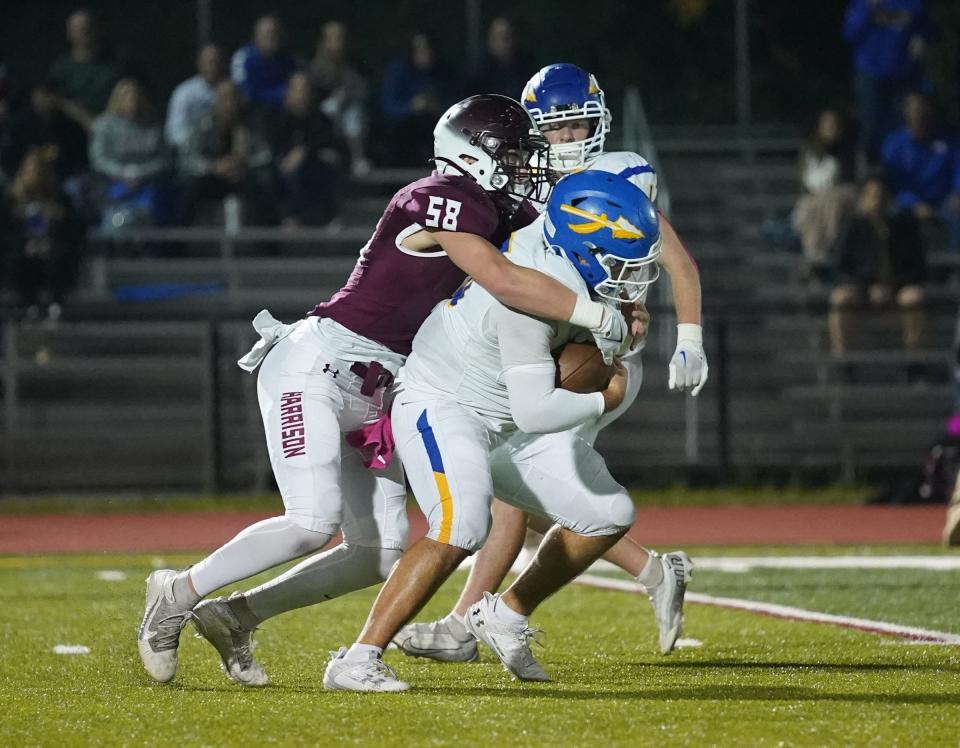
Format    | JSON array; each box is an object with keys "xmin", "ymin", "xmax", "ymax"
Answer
[
  {"xmin": 0, "ymin": 485, "xmax": 874, "ymax": 514},
  {"xmin": 2, "ymin": 545, "xmax": 959, "ymax": 746}
]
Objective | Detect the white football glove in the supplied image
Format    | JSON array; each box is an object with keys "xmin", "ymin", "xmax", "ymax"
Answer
[
  {"xmin": 567, "ymin": 297, "xmax": 631, "ymax": 365},
  {"xmin": 668, "ymin": 323, "xmax": 708, "ymax": 396},
  {"xmin": 589, "ymin": 302, "xmax": 630, "ymax": 365}
]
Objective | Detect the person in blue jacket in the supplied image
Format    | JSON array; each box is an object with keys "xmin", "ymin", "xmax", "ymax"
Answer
[
  {"xmin": 881, "ymin": 93, "xmax": 960, "ymax": 251},
  {"xmin": 231, "ymin": 15, "xmax": 297, "ymax": 112},
  {"xmin": 843, "ymin": 0, "xmax": 936, "ymax": 163},
  {"xmin": 379, "ymin": 32, "xmax": 457, "ymax": 167}
]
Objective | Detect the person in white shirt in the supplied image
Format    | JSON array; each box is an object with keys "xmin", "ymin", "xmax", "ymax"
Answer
[{"xmin": 164, "ymin": 43, "xmax": 226, "ymax": 150}]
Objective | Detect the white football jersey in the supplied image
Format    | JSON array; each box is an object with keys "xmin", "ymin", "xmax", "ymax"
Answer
[
  {"xmin": 397, "ymin": 215, "xmax": 589, "ymax": 431},
  {"xmin": 397, "ymin": 151, "xmax": 656, "ymax": 431}
]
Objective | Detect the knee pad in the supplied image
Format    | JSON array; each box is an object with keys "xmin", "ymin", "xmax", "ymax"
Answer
[
  {"xmin": 608, "ymin": 492, "xmax": 637, "ymax": 531},
  {"xmin": 429, "ymin": 508, "xmax": 490, "ymax": 554}
]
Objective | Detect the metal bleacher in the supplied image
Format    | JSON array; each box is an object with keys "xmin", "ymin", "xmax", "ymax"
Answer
[{"xmin": 1, "ymin": 119, "xmax": 957, "ymax": 492}]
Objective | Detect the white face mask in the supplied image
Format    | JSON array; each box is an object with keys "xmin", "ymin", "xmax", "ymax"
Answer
[
  {"xmin": 591, "ymin": 238, "xmax": 663, "ymax": 302},
  {"xmin": 529, "ymin": 100, "xmax": 611, "ymax": 173}
]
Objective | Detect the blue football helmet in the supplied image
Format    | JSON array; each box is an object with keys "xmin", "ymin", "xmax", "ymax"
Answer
[
  {"xmin": 521, "ymin": 63, "xmax": 612, "ymax": 173},
  {"xmin": 544, "ymin": 170, "xmax": 661, "ymax": 302}
]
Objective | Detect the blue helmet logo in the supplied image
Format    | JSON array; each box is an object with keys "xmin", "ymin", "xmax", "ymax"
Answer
[
  {"xmin": 520, "ymin": 63, "xmax": 611, "ymax": 173},
  {"xmin": 544, "ymin": 170, "xmax": 661, "ymax": 302}
]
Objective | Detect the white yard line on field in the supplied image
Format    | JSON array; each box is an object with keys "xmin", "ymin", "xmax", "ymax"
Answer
[
  {"xmin": 589, "ymin": 555, "xmax": 960, "ymax": 574},
  {"xmin": 53, "ymin": 644, "xmax": 90, "ymax": 655},
  {"xmin": 575, "ymin": 574, "xmax": 960, "ymax": 645}
]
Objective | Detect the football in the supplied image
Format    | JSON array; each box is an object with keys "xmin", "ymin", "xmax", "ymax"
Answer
[{"xmin": 553, "ymin": 342, "xmax": 615, "ymax": 393}]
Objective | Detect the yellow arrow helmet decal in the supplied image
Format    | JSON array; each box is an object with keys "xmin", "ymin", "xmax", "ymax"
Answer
[{"xmin": 559, "ymin": 203, "xmax": 646, "ymax": 240}]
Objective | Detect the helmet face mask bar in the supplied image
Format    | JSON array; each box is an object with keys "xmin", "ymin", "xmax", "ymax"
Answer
[
  {"xmin": 471, "ymin": 129, "xmax": 555, "ymax": 204},
  {"xmin": 589, "ymin": 236, "xmax": 663, "ymax": 302}
]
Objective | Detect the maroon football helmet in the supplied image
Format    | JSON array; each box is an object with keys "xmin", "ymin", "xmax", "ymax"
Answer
[{"xmin": 433, "ymin": 94, "xmax": 555, "ymax": 207}]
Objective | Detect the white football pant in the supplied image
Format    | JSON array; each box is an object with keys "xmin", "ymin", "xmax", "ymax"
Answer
[
  {"xmin": 256, "ymin": 318, "xmax": 407, "ymax": 548},
  {"xmin": 392, "ymin": 394, "xmax": 636, "ymax": 553}
]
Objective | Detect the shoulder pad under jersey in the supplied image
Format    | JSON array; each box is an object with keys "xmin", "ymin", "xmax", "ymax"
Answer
[{"xmin": 590, "ymin": 151, "xmax": 659, "ymax": 204}]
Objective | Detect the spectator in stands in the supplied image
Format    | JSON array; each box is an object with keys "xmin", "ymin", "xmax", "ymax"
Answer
[
  {"xmin": 165, "ymin": 43, "xmax": 227, "ymax": 152},
  {"xmin": 89, "ymin": 78, "xmax": 171, "ymax": 229},
  {"xmin": 1, "ymin": 81, "xmax": 88, "ymax": 183},
  {"xmin": 231, "ymin": 15, "xmax": 297, "ymax": 112},
  {"xmin": 881, "ymin": 92, "xmax": 960, "ymax": 251},
  {"xmin": 843, "ymin": 0, "xmax": 936, "ymax": 165},
  {"xmin": 0, "ymin": 147, "xmax": 84, "ymax": 321},
  {"xmin": 265, "ymin": 71, "xmax": 342, "ymax": 227},
  {"xmin": 829, "ymin": 175, "xmax": 927, "ymax": 373},
  {"xmin": 791, "ymin": 109, "xmax": 859, "ymax": 274},
  {"xmin": 310, "ymin": 20, "xmax": 371, "ymax": 176},
  {"xmin": 178, "ymin": 80, "xmax": 273, "ymax": 225},
  {"xmin": 48, "ymin": 8, "xmax": 122, "ymax": 132},
  {"xmin": 380, "ymin": 32, "xmax": 456, "ymax": 167},
  {"xmin": 464, "ymin": 17, "xmax": 534, "ymax": 98}
]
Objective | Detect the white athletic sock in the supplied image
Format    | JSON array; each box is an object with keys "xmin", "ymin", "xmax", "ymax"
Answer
[
  {"xmin": 344, "ymin": 643, "xmax": 383, "ymax": 662},
  {"xmin": 243, "ymin": 544, "xmax": 402, "ymax": 624},
  {"xmin": 172, "ymin": 570, "xmax": 202, "ymax": 608},
  {"xmin": 188, "ymin": 516, "xmax": 333, "ymax": 597},
  {"xmin": 636, "ymin": 552, "xmax": 665, "ymax": 589},
  {"xmin": 493, "ymin": 595, "xmax": 527, "ymax": 624}
]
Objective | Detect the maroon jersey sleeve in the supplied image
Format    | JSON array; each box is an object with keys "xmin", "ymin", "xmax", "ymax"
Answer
[{"xmin": 398, "ymin": 173, "xmax": 499, "ymax": 238}]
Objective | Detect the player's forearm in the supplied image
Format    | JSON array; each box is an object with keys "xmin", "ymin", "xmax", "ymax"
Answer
[
  {"xmin": 660, "ymin": 218, "xmax": 702, "ymax": 325},
  {"xmin": 436, "ymin": 231, "xmax": 605, "ymax": 327},
  {"xmin": 669, "ymin": 263, "xmax": 701, "ymax": 325},
  {"xmin": 504, "ymin": 365, "xmax": 604, "ymax": 434},
  {"xmin": 489, "ymin": 263, "xmax": 577, "ymax": 320}
]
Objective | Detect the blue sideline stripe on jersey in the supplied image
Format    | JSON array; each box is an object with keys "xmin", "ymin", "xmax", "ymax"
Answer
[
  {"xmin": 416, "ymin": 409, "xmax": 454, "ymax": 544},
  {"xmin": 618, "ymin": 164, "xmax": 655, "ymax": 180}
]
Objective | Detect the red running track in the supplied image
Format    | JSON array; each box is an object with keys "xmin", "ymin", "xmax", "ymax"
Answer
[{"xmin": 0, "ymin": 505, "xmax": 947, "ymax": 554}]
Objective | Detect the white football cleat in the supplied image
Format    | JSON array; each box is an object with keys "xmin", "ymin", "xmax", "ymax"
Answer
[
  {"xmin": 392, "ymin": 615, "xmax": 478, "ymax": 663},
  {"xmin": 137, "ymin": 569, "xmax": 194, "ymax": 683},
  {"xmin": 323, "ymin": 647, "xmax": 410, "ymax": 692},
  {"xmin": 192, "ymin": 595, "xmax": 268, "ymax": 687},
  {"xmin": 464, "ymin": 592, "xmax": 549, "ymax": 682},
  {"xmin": 647, "ymin": 551, "xmax": 694, "ymax": 655}
]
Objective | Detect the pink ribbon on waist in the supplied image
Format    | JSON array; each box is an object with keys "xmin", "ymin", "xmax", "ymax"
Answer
[{"xmin": 345, "ymin": 412, "xmax": 395, "ymax": 470}]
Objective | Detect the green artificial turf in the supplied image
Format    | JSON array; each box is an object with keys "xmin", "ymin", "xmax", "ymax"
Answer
[
  {"xmin": 0, "ymin": 485, "xmax": 874, "ymax": 514},
  {"xmin": 1, "ymin": 549, "xmax": 958, "ymax": 746}
]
